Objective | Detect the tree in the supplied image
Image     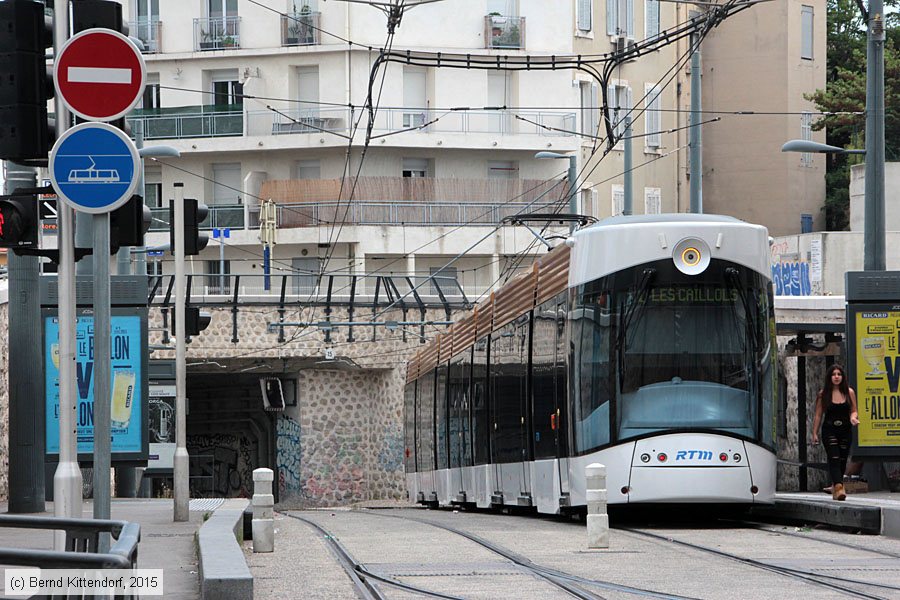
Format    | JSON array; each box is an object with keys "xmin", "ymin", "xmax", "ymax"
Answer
[{"xmin": 806, "ymin": 0, "xmax": 900, "ymax": 230}]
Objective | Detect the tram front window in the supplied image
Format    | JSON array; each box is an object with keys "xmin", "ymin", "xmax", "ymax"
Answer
[{"xmin": 572, "ymin": 260, "xmax": 771, "ymax": 453}]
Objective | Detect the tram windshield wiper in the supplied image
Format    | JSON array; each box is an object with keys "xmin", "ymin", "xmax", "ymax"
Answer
[{"xmin": 616, "ymin": 268, "xmax": 656, "ymax": 391}]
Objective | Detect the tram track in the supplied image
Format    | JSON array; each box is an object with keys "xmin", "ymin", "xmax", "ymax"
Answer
[
  {"xmin": 726, "ymin": 518, "xmax": 900, "ymax": 560},
  {"xmin": 619, "ymin": 526, "xmax": 900, "ymax": 600},
  {"xmin": 365, "ymin": 509, "xmax": 703, "ymax": 600}
]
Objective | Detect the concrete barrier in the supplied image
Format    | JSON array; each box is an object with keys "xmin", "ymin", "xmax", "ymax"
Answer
[{"xmin": 198, "ymin": 498, "xmax": 252, "ymax": 600}]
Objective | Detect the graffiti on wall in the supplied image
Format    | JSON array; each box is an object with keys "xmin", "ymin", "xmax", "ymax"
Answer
[
  {"xmin": 772, "ymin": 260, "xmax": 812, "ymax": 296},
  {"xmin": 377, "ymin": 426, "xmax": 404, "ymax": 473},
  {"xmin": 277, "ymin": 416, "xmax": 301, "ymax": 496},
  {"xmin": 187, "ymin": 433, "xmax": 254, "ymax": 498}
]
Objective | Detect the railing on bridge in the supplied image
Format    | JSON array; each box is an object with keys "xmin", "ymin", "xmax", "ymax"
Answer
[{"xmin": 149, "ymin": 204, "xmax": 245, "ymax": 232}]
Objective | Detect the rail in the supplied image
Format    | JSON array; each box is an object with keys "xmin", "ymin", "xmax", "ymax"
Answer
[
  {"xmin": 194, "ymin": 16, "xmax": 241, "ymax": 51},
  {"xmin": 129, "ymin": 19, "xmax": 162, "ymax": 53},
  {"xmin": 280, "ymin": 12, "xmax": 321, "ymax": 46},
  {"xmin": 485, "ymin": 15, "xmax": 525, "ymax": 49},
  {"xmin": 149, "ymin": 204, "xmax": 245, "ymax": 231},
  {"xmin": 128, "ymin": 104, "xmax": 243, "ymax": 140},
  {"xmin": 368, "ymin": 108, "xmax": 574, "ymax": 136}
]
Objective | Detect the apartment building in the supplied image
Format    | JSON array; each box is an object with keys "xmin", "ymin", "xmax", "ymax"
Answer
[{"xmin": 126, "ymin": 0, "xmax": 583, "ymax": 300}]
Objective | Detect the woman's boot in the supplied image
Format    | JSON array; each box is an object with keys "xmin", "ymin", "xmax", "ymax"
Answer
[{"xmin": 833, "ymin": 483, "xmax": 846, "ymax": 501}]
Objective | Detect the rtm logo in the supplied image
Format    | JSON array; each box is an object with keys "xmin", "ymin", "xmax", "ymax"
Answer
[{"xmin": 675, "ymin": 450, "xmax": 713, "ymax": 461}]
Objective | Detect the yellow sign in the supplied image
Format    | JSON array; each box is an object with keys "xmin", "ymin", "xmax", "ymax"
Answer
[{"xmin": 855, "ymin": 312, "xmax": 900, "ymax": 447}]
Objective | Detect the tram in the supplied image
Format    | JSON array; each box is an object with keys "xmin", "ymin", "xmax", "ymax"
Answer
[{"xmin": 403, "ymin": 214, "xmax": 777, "ymax": 513}]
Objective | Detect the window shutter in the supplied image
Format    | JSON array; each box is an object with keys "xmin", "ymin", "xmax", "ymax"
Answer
[
  {"xmin": 607, "ymin": 84, "xmax": 617, "ymax": 136},
  {"xmin": 646, "ymin": 84, "xmax": 661, "ymax": 148},
  {"xmin": 607, "ymin": 0, "xmax": 617, "ymax": 35},
  {"xmin": 646, "ymin": 0, "xmax": 659, "ymax": 39},
  {"xmin": 578, "ymin": 0, "xmax": 592, "ymax": 31},
  {"xmin": 590, "ymin": 83, "xmax": 599, "ymax": 138},
  {"xmin": 626, "ymin": 0, "xmax": 634, "ymax": 38},
  {"xmin": 612, "ymin": 186, "xmax": 625, "ymax": 216}
]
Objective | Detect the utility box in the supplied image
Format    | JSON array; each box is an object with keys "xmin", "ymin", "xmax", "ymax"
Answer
[{"xmin": 845, "ymin": 271, "xmax": 900, "ymax": 459}]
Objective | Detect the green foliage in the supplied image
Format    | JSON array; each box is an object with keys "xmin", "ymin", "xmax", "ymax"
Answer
[{"xmin": 806, "ymin": 0, "xmax": 900, "ymax": 229}]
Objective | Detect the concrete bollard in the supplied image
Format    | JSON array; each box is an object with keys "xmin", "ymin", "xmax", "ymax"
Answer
[
  {"xmin": 585, "ymin": 463, "xmax": 609, "ymax": 549},
  {"xmin": 252, "ymin": 468, "xmax": 275, "ymax": 553}
]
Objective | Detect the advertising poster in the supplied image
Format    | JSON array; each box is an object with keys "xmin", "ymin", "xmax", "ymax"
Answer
[
  {"xmin": 854, "ymin": 311, "xmax": 900, "ymax": 448},
  {"xmin": 45, "ymin": 315, "xmax": 143, "ymax": 455}
]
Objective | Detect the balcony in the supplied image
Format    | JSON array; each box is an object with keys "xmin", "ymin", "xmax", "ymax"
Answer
[
  {"xmin": 246, "ymin": 108, "xmax": 350, "ymax": 137},
  {"xmin": 281, "ymin": 12, "xmax": 321, "ymax": 46},
  {"xmin": 129, "ymin": 19, "xmax": 162, "ymax": 53},
  {"xmin": 194, "ymin": 16, "xmax": 241, "ymax": 51},
  {"xmin": 127, "ymin": 104, "xmax": 243, "ymax": 140},
  {"xmin": 149, "ymin": 204, "xmax": 245, "ymax": 232},
  {"xmin": 485, "ymin": 15, "xmax": 525, "ymax": 49},
  {"xmin": 255, "ymin": 177, "xmax": 566, "ymax": 227},
  {"xmin": 369, "ymin": 108, "xmax": 575, "ymax": 137}
]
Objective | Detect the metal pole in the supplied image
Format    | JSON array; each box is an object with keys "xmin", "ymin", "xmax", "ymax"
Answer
[
  {"xmin": 134, "ymin": 120, "xmax": 148, "ymax": 278},
  {"xmin": 173, "ymin": 182, "xmax": 189, "ymax": 521},
  {"xmin": 53, "ymin": 0, "xmax": 83, "ymax": 551},
  {"xmin": 92, "ymin": 213, "xmax": 112, "ymax": 552},
  {"xmin": 689, "ymin": 34, "xmax": 703, "ymax": 214},
  {"xmin": 864, "ymin": 0, "xmax": 885, "ymax": 271},
  {"xmin": 5, "ymin": 163, "xmax": 44, "ymax": 514},
  {"xmin": 219, "ymin": 235, "xmax": 225, "ymax": 292},
  {"xmin": 567, "ymin": 156, "xmax": 578, "ymax": 232},
  {"xmin": 623, "ymin": 117, "xmax": 633, "ymax": 215}
]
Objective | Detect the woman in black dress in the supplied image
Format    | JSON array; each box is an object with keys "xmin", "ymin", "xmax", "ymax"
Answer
[{"xmin": 812, "ymin": 364, "xmax": 859, "ymax": 500}]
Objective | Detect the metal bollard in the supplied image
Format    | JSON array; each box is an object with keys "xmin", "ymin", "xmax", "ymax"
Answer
[
  {"xmin": 252, "ymin": 468, "xmax": 275, "ymax": 553},
  {"xmin": 585, "ymin": 463, "xmax": 609, "ymax": 549}
]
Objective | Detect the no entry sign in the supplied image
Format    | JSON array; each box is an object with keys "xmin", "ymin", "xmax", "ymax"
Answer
[{"xmin": 54, "ymin": 28, "xmax": 146, "ymax": 122}]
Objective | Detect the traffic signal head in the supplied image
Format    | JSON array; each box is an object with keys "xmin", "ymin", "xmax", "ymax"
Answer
[
  {"xmin": 110, "ymin": 195, "xmax": 152, "ymax": 249},
  {"xmin": 0, "ymin": 193, "xmax": 38, "ymax": 248},
  {"xmin": 169, "ymin": 198, "xmax": 210, "ymax": 256},
  {"xmin": 72, "ymin": 0, "xmax": 124, "ymax": 34},
  {"xmin": 171, "ymin": 305, "xmax": 212, "ymax": 338},
  {"xmin": 0, "ymin": 0, "xmax": 53, "ymax": 162}
]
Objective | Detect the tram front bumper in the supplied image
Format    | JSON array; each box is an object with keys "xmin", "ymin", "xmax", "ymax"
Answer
[{"xmin": 626, "ymin": 465, "xmax": 755, "ymax": 503}]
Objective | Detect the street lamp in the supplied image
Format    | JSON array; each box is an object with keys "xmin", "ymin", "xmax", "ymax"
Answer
[
  {"xmin": 781, "ymin": 0, "xmax": 884, "ymax": 272},
  {"xmin": 535, "ymin": 151, "xmax": 578, "ymax": 231}
]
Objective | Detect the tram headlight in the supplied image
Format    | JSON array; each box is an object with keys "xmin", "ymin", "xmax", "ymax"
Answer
[
  {"xmin": 733, "ymin": 453, "xmax": 742, "ymax": 463},
  {"xmin": 672, "ymin": 237, "xmax": 711, "ymax": 275},
  {"xmin": 640, "ymin": 453, "xmax": 651, "ymax": 463}
]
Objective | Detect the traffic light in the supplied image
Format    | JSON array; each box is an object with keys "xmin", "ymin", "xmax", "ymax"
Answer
[
  {"xmin": 0, "ymin": 192, "xmax": 39, "ymax": 248},
  {"xmin": 171, "ymin": 305, "xmax": 212, "ymax": 338},
  {"xmin": 0, "ymin": 0, "xmax": 53, "ymax": 162},
  {"xmin": 110, "ymin": 195, "xmax": 152, "ymax": 249},
  {"xmin": 169, "ymin": 198, "xmax": 210, "ymax": 256}
]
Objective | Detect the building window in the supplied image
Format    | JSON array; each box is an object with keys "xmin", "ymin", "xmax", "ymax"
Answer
[
  {"xmin": 580, "ymin": 81, "xmax": 599, "ymax": 138},
  {"xmin": 607, "ymin": 83, "xmax": 632, "ymax": 140},
  {"xmin": 611, "ymin": 184, "xmax": 625, "ymax": 216},
  {"xmin": 402, "ymin": 158, "xmax": 429, "ymax": 178},
  {"xmin": 211, "ymin": 73, "xmax": 243, "ymax": 107},
  {"xmin": 142, "ymin": 73, "xmax": 160, "ymax": 110},
  {"xmin": 488, "ymin": 161, "xmax": 518, "ymax": 179},
  {"xmin": 144, "ymin": 165, "xmax": 163, "ymax": 208},
  {"xmin": 296, "ymin": 66, "xmax": 319, "ymax": 115},
  {"xmin": 429, "ymin": 266, "xmax": 458, "ymax": 296},
  {"xmin": 292, "ymin": 257, "xmax": 321, "ymax": 294},
  {"xmin": 801, "ymin": 112, "xmax": 813, "ymax": 167},
  {"xmin": 211, "ymin": 163, "xmax": 242, "ymax": 204},
  {"xmin": 206, "ymin": 260, "xmax": 231, "ymax": 295},
  {"xmin": 644, "ymin": 187, "xmax": 661, "ymax": 214},
  {"xmin": 292, "ymin": 159, "xmax": 321, "ymax": 179},
  {"xmin": 607, "ymin": 0, "xmax": 634, "ymax": 38},
  {"xmin": 644, "ymin": 83, "xmax": 661, "ymax": 149},
  {"xmin": 487, "ymin": 71, "xmax": 513, "ymax": 132},
  {"xmin": 801, "ymin": 5, "xmax": 814, "ymax": 60},
  {"xmin": 581, "ymin": 187, "xmax": 598, "ymax": 217},
  {"xmin": 208, "ymin": 0, "xmax": 237, "ymax": 19},
  {"xmin": 645, "ymin": 0, "xmax": 659, "ymax": 39},
  {"xmin": 578, "ymin": 0, "xmax": 592, "ymax": 32},
  {"xmin": 403, "ymin": 66, "xmax": 427, "ymax": 128}
]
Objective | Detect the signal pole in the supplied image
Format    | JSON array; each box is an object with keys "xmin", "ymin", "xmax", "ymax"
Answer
[
  {"xmin": 52, "ymin": 0, "xmax": 83, "ymax": 550},
  {"xmin": 173, "ymin": 182, "xmax": 189, "ymax": 521}
]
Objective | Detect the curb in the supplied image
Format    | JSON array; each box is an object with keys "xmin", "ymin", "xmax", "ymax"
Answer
[{"xmin": 198, "ymin": 498, "xmax": 252, "ymax": 600}]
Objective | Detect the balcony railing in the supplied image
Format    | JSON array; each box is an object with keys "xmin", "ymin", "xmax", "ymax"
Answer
[
  {"xmin": 248, "ymin": 201, "xmax": 556, "ymax": 228},
  {"xmin": 130, "ymin": 19, "xmax": 162, "ymax": 53},
  {"xmin": 194, "ymin": 16, "xmax": 241, "ymax": 51},
  {"xmin": 149, "ymin": 204, "xmax": 245, "ymax": 232},
  {"xmin": 370, "ymin": 108, "xmax": 575, "ymax": 136},
  {"xmin": 127, "ymin": 104, "xmax": 243, "ymax": 139},
  {"xmin": 246, "ymin": 108, "xmax": 350, "ymax": 137},
  {"xmin": 281, "ymin": 12, "xmax": 321, "ymax": 46},
  {"xmin": 485, "ymin": 15, "xmax": 525, "ymax": 49}
]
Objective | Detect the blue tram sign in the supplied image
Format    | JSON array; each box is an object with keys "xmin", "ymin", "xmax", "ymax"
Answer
[{"xmin": 49, "ymin": 122, "xmax": 140, "ymax": 214}]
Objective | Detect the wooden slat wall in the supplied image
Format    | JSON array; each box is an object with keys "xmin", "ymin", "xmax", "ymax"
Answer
[
  {"xmin": 491, "ymin": 264, "xmax": 538, "ymax": 332},
  {"xmin": 536, "ymin": 244, "xmax": 571, "ymax": 305},
  {"xmin": 405, "ymin": 352, "xmax": 420, "ymax": 384},
  {"xmin": 419, "ymin": 340, "xmax": 439, "ymax": 374},
  {"xmin": 437, "ymin": 332, "xmax": 452, "ymax": 364},
  {"xmin": 451, "ymin": 314, "xmax": 477, "ymax": 356},
  {"xmin": 475, "ymin": 298, "xmax": 493, "ymax": 340}
]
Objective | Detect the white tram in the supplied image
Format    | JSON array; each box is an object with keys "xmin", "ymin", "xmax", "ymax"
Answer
[{"xmin": 404, "ymin": 214, "xmax": 777, "ymax": 512}]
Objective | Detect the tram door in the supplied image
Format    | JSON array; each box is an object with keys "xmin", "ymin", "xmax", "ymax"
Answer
[{"xmin": 554, "ymin": 295, "xmax": 570, "ymax": 495}]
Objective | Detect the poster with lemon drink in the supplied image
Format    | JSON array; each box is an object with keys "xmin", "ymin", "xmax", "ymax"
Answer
[{"xmin": 854, "ymin": 311, "xmax": 900, "ymax": 448}]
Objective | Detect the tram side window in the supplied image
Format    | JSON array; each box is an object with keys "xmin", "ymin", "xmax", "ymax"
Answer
[
  {"xmin": 435, "ymin": 364, "xmax": 449, "ymax": 470},
  {"xmin": 572, "ymin": 289, "xmax": 612, "ymax": 453},
  {"xmin": 490, "ymin": 319, "xmax": 528, "ymax": 463},
  {"xmin": 532, "ymin": 300, "xmax": 558, "ymax": 460},
  {"xmin": 404, "ymin": 382, "xmax": 417, "ymax": 473},
  {"xmin": 554, "ymin": 292, "xmax": 570, "ymax": 458},
  {"xmin": 759, "ymin": 286, "xmax": 777, "ymax": 449},
  {"xmin": 472, "ymin": 337, "xmax": 491, "ymax": 465},
  {"xmin": 448, "ymin": 351, "xmax": 472, "ymax": 469},
  {"xmin": 416, "ymin": 370, "xmax": 436, "ymax": 471}
]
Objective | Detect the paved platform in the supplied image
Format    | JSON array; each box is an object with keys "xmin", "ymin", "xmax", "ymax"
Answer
[
  {"xmin": 768, "ymin": 490, "xmax": 900, "ymax": 537},
  {"xmin": 0, "ymin": 499, "xmax": 205, "ymax": 599}
]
